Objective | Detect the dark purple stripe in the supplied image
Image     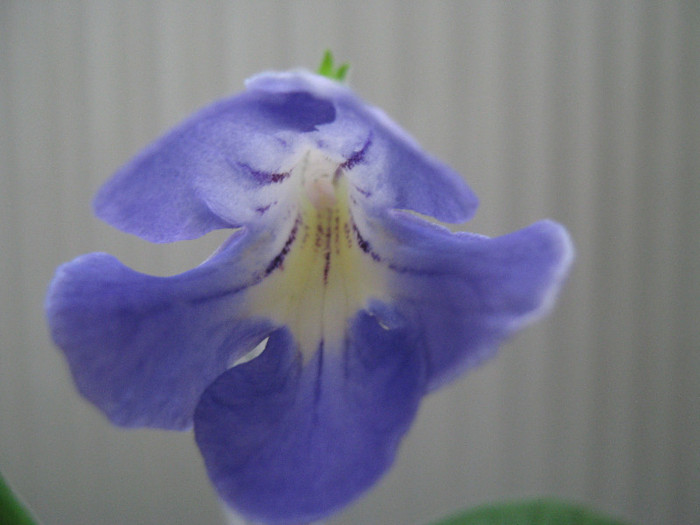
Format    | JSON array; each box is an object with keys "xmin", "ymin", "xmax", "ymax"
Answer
[
  {"xmin": 341, "ymin": 135, "xmax": 372, "ymax": 170},
  {"xmin": 264, "ymin": 216, "xmax": 300, "ymax": 275},
  {"xmin": 238, "ymin": 161, "xmax": 291, "ymax": 184},
  {"xmin": 351, "ymin": 220, "xmax": 381, "ymax": 262}
]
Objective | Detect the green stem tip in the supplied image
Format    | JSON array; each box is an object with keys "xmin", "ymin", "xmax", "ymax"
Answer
[{"xmin": 317, "ymin": 50, "xmax": 349, "ymax": 82}]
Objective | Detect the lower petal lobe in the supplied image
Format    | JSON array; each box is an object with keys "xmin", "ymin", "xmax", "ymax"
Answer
[
  {"xmin": 381, "ymin": 213, "xmax": 574, "ymax": 390},
  {"xmin": 46, "ymin": 234, "xmax": 274, "ymax": 430},
  {"xmin": 193, "ymin": 311, "xmax": 425, "ymax": 524}
]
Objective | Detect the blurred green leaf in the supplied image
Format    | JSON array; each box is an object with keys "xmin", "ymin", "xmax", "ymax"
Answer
[
  {"xmin": 429, "ymin": 498, "xmax": 630, "ymax": 525},
  {"xmin": 0, "ymin": 470, "xmax": 38, "ymax": 525}
]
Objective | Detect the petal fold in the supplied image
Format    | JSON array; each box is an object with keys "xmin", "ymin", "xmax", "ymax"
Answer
[{"xmin": 193, "ymin": 311, "xmax": 425, "ymax": 524}]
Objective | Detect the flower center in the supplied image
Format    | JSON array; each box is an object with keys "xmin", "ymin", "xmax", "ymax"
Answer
[
  {"xmin": 301, "ymin": 151, "xmax": 339, "ymax": 210},
  {"xmin": 247, "ymin": 149, "xmax": 387, "ymax": 360}
]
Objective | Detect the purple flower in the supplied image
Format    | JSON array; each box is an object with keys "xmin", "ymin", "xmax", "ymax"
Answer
[{"xmin": 46, "ymin": 70, "xmax": 573, "ymax": 524}]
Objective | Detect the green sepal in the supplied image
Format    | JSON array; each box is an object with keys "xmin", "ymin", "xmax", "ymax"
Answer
[
  {"xmin": 317, "ymin": 50, "xmax": 349, "ymax": 82},
  {"xmin": 0, "ymin": 470, "xmax": 39, "ymax": 525},
  {"xmin": 429, "ymin": 498, "xmax": 631, "ymax": 525}
]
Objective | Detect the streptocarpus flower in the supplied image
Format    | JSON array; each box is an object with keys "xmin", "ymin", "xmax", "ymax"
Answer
[{"xmin": 46, "ymin": 65, "xmax": 573, "ymax": 524}]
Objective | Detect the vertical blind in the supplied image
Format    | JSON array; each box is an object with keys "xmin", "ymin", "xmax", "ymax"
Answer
[{"xmin": 1, "ymin": 2, "xmax": 697, "ymax": 524}]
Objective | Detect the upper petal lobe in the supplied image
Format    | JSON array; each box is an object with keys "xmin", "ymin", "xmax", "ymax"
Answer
[
  {"xmin": 247, "ymin": 71, "xmax": 479, "ymax": 223},
  {"xmin": 96, "ymin": 70, "xmax": 479, "ymax": 245},
  {"xmin": 94, "ymin": 86, "xmax": 336, "ymax": 242}
]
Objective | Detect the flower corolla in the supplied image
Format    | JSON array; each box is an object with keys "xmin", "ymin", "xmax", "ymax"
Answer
[{"xmin": 46, "ymin": 69, "xmax": 573, "ymax": 524}]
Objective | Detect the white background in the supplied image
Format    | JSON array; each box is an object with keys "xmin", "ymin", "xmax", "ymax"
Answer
[{"xmin": 1, "ymin": 2, "xmax": 698, "ymax": 524}]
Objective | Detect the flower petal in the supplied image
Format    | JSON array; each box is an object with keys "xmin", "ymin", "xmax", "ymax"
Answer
[
  {"xmin": 94, "ymin": 86, "xmax": 336, "ymax": 242},
  {"xmin": 342, "ymin": 107, "xmax": 479, "ymax": 223},
  {"xmin": 375, "ymin": 212, "xmax": 574, "ymax": 390},
  {"xmin": 247, "ymin": 71, "xmax": 479, "ymax": 223},
  {"xmin": 45, "ymin": 230, "xmax": 276, "ymax": 429},
  {"xmin": 193, "ymin": 310, "xmax": 425, "ymax": 524},
  {"xmin": 96, "ymin": 71, "xmax": 478, "ymax": 244}
]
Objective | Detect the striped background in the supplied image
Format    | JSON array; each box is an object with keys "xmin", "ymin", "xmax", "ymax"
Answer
[{"xmin": 1, "ymin": 2, "xmax": 697, "ymax": 524}]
